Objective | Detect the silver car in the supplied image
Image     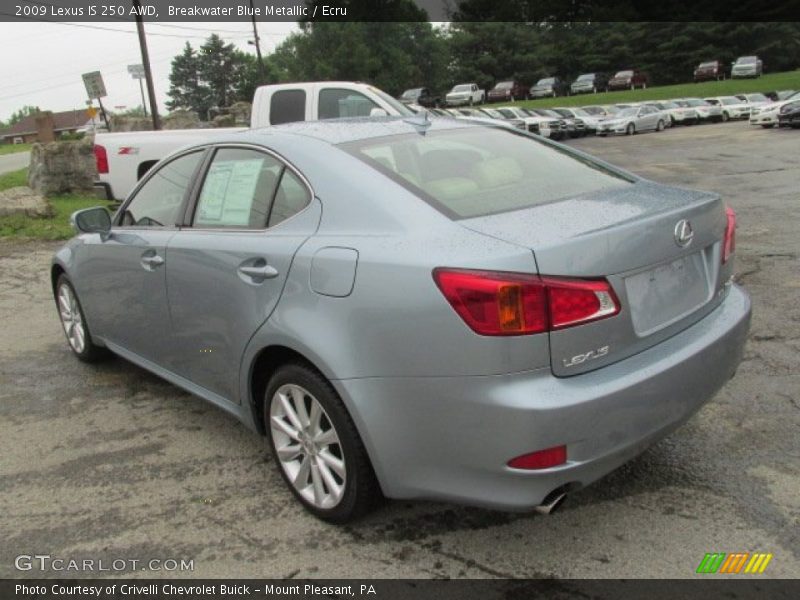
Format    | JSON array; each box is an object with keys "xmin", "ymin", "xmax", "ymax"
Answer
[
  {"xmin": 596, "ymin": 105, "xmax": 668, "ymax": 135},
  {"xmin": 53, "ymin": 118, "xmax": 750, "ymax": 522}
]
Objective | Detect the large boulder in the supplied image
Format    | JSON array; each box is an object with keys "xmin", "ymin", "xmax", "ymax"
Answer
[
  {"xmin": 0, "ymin": 186, "xmax": 54, "ymax": 217},
  {"xmin": 27, "ymin": 139, "xmax": 95, "ymax": 196},
  {"xmin": 162, "ymin": 109, "xmax": 202, "ymax": 130},
  {"xmin": 229, "ymin": 101, "xmax": 252, "ymax": 124}
]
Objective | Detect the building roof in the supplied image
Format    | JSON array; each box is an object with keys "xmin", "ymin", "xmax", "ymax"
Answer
[{"xmin": 1, "ymin": 109, "xmax": 92, "ymax": 138}]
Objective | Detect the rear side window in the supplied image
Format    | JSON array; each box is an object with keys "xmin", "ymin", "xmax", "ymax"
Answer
[
  {"xmin": 268, "ymin": 170, "xmax": 311, "ymax": 227},
  {"xmin": 193, "ymin": 148, "xmax": 283, "ymax": 228},
  {"xmin": 342, "ymin": 128, "xmax": 633, "ymax": 219},
  {"xmin": 270, "ymin": 89, "xmax": 306, "ymax": 125},
  {"xmin": 318, "ymin": 89, "xmax": 380, "ymax": 119}
]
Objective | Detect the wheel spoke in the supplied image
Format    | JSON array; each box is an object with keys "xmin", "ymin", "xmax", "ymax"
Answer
[
  {"xmin": 278, "ymin": 391, "xmax": 303, "ymax": 432},
  {"xmin": 318, "ymin": 449, "xmax": 345, "ymax": 478},
  {"xmin": 276, "ymin": 442, "xmax": 302, "ymax": 461},
  {"xmin": 317, "ymin": 460, "xmax": 343, "ymax": 501},
  {"xmin": 313, "ymin": 427, "xmax": 338, "ymax": 447},
  {"xmin": 271, "ymin": 415, "xmax": 300, "ymax": 441},
  {"xmin": 310, "ymin": 463, "xmax": 325, "ymax": 505},
  {"xmin": 292, "ymin": 455, "xmax": 310, "ymax": 488},
  {"xmin": 290, "ymin": 386, "xmax": 310, "ymax": 427},
  {"xmin": 308, "ymin": 400, "xmax": 322, "ymax": 435}
]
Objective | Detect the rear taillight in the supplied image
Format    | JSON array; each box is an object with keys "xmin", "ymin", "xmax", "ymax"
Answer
[
  {"xmin": 433, "ymin": 269, "xmax": 620, "ymax": 336},
  {"xmin": 722, "ymin": 206, "xmax": 736, "ymax": 264},
  {"xmin": 94, "ymin": 144, "xmax": 108, "ymax": 174}
]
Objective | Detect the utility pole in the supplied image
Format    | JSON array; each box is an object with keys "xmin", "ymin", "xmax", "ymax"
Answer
[
  {"xmin": 249, "ymin": 0, "xmax": 267, "ymax": 83},
  {"xmin": 132, "ymin": 0, "xmax": 160, "ymax": 130}
]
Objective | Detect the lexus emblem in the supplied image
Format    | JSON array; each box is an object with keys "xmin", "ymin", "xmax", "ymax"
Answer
[{"xmin": 674, "ymin": 219, "xmax": 694, "ymax": 247}]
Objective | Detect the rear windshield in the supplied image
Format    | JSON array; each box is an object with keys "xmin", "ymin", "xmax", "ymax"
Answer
[
  {"xmin": 537, "ymin": 78, "xmax": 555, "ymax": 85},
  {"xmin": 737, "ymin": 57, "xmax": 757, "ymax": 64},
  {"xmin": 340, "ymin": 127, "xmax": 633, "ymax": 219},
  {"xmin": 577, "ymin": 74, "xmax": 594, "ymax": 81},
  {"xmin": 494, "ymin": 81, "xmax": 513, "ymax": 89}
]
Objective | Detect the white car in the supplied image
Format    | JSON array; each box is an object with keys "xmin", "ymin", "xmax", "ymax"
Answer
[
  {"xmin": 596, "ymin": 105, "xmax": 667, "ymax": 136},
  {"xmin": 749, "ymin": 91, "xmax": 800, "ymax": 128},
  {"xmin": 704, "ymin": 96, "xmax": 751, "ymax": 121},
  {"xmin": 644, "ymin": 101, "xmax": 694, "ymax": 126},
  {"xmin": 445, "ymin": 83, "xmax": 485, "ymax": 107},
  {"xmin": 494, "ymin": 106, "xmax": 560, "ymax": 138},
  {"xmin": 674, "ymin": 98, "xmax": 723, "ymax": 123},
  {"xmin": 736, "ymin": 93, "xmax": 771, "ymax": 109}
]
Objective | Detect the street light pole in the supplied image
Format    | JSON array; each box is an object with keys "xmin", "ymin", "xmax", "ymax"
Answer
[{"xmin": 132, "ymin": 0, "xmax": 160, "ymax": 130}]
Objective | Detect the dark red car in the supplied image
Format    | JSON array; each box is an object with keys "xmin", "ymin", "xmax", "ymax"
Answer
[
  {"xmin": 694, "ymin": 60, "xmax": 727, "ymax": 82},
  {"xmin": 487, "ymin": 80, "xmax": 528, "ymax": 102},
  {"xmin": 608, "ymin": 69, "xmax": 648, "ymax": 91}
]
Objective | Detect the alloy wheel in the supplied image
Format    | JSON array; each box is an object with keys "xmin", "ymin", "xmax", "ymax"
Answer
[
  {"xmin": 270, "ymin": 383, "xmax": 346, "ymax": 510},
  {"xmin": 58, "ymin": 283, "xmax": 85, "ymax": 354}
]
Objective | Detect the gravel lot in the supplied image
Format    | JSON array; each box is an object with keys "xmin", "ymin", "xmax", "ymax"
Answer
[{"xmin": 0, "ymin": 122, "xmax": 798, "ymax": 579}]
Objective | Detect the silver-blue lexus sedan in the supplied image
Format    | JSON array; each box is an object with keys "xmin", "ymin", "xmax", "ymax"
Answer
[{"xmin": 52, "ymin": 117, "xmax": 750, "ymax": 522}]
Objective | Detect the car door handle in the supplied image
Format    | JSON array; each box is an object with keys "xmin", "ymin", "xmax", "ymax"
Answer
[
  {"xmin": 238, "ymin": 264, "xmax": 279, "ymax": 281},
  {"xmin": 141, "ymin": 254, "xmax": 164, "ymax": 267}
]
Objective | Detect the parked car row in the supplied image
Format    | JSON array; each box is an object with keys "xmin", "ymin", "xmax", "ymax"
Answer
[
  {"xmin": 398, "ymin": 55, "xmax": 767, "ymax": 109},
  {"xmin": 415, "ymin": 88, "xmax": 798, "ymax": 138}
]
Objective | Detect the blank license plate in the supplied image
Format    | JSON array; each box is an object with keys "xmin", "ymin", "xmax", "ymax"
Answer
[{"xmin": 625, "ymin": 252, "xmax": 711, "ymax": 335}]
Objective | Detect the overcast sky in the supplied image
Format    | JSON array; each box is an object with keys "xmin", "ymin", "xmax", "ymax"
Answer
[{"xmin": 0, "ymin": 21, "xmax": 298, "ymax": 122}]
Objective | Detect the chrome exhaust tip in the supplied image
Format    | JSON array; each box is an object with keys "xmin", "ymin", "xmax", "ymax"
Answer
[{"xmin": 534, "ymin": 491, "xmax": 567, "ymax": 515}]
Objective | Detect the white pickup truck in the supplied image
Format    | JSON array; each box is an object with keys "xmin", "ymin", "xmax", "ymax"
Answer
[
  {"xmin": 93, "ymin": 81, "xmax": 413, "ymax": 201},
  {"xmin": 444, "ymin": 83, "xmax": 485, "ymax": 107}
]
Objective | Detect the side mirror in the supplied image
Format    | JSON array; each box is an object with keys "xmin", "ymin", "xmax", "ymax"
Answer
[
  {"xmin": 71, "ymin": 206, "xmax": 111, "ymax": 235},
  {"xmin": 369, "ymin": 108, "xmax": 389, "ymax": 117}
]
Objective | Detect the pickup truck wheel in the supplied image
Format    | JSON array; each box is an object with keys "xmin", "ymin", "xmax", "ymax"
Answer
[
  {"xmin": 469, "ymin": 98, "xmax": 473, "ymax": 106},
  {"xmin": 265, "ymin": 363, "xmax": 382, "ymax": 523}
]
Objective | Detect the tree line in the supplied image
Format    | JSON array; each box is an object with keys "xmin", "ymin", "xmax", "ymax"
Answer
[{"xmin": 166, "ymin": 22, "xmax": 800, "ymax": 116}]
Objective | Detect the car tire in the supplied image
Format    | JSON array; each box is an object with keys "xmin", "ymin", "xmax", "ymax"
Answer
[
  {"xmin": 643, "ymin": 82, "xmax": 647, "ymax": 89},
  {"xmin": 656, "ymin": 120, "xmax": 665, "ymax": 131},
  {"xmin": 55, "ymin": 275, "xmax": 109, "ymax": 363},
  {"xmin": 722, "ymin": 111, "xmax": 729, "ymax": 122},
  {"xmin": 626, "ymin": 123, "xmax": 635, "ymax": 135},
  {"xmin": 630, "ymin": 83, "xmax": 635, "ymax": 91},
  {"xmin": 265, "ymin": 362, "xmax": 382, "ymax": 523}
]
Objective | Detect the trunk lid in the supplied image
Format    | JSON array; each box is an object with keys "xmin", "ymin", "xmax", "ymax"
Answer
[{"xmin": 459, "ymin": 181, "xmax": 731, "ymax": 376}]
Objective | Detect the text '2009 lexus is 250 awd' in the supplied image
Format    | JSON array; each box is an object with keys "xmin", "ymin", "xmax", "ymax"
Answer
[{"xmin": 53, "ymin": 116, "xmax": 750, "ymax": 522}]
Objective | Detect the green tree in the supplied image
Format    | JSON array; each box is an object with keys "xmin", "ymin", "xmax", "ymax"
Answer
[
  {"xmin": 167, "ymin": 36, "xmax": 265, "ymax": 119},
  {"xmin": 270, "ymin": 22, "xmax": 448, "ymax": 96},
  {"xmin": 166, "ymin": 43, "xmax": 203, "ymax": 114},
  {"xmin": 6, "ymin": 105, "xmax": 41, "ymax": 125}
]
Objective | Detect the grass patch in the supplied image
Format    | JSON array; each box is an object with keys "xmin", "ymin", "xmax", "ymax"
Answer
[
  {"xmin": 0, "ymin": 143, "xmax": 33, "ymax": 155},
  {"xmin": 497, "ymin": 70, "xmax": 800, "ymax": 109},
  {"xmin": 0, "ymin": 168, "xmax": 28, "ymax": 189},
  {"xmin": 0, "ymin": 168, "xmax": 110, "ymax": 240}
]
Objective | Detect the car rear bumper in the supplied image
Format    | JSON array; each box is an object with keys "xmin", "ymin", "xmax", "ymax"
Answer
[{"xmin": 335, "ymin": 284, "xmax": 750, "ymax": 511}]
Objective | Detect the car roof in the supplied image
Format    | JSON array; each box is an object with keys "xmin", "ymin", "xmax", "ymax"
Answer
[{"xmin": 242, "ymin": 116, "xmax": 484, "ymax": 146}]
